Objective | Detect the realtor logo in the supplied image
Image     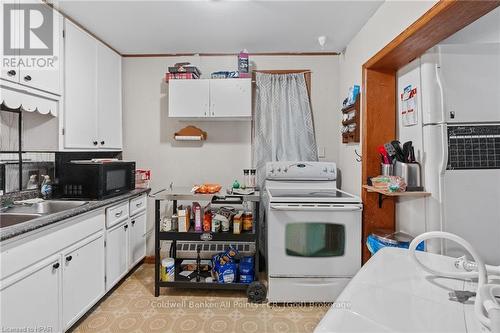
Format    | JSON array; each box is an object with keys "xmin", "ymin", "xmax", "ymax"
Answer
[{"xmin": 3, "ymin": 3, "xmax": 53, "ymax": 56}]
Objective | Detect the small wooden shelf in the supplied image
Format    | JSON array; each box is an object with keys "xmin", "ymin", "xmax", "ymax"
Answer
[
  {"xmin": 363, "ymin": 185, "xmax": 431, "ymax": 197},
  {"xmin": 363, "ymin": 185, "xmax": 431, "ymax": 208},
  {"xmin": 342, "ymin": 118, "xmax": 356, "ymax": 126},
  {"xmin": 341, "ymin": 97, "xmax": 360, "ymax": 144},
  {"xmin": 341, "ymin": 103, "xmax": 357, "ymax": 113}
]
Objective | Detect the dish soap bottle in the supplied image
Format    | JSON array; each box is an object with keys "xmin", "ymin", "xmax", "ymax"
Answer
[
  {"xmin": 40, "ymin": 175, "xmax": 52, "ymax": 199},
  {"xmin": 27, "ymin": 174, "xmax": 38, "ymax": 190}
]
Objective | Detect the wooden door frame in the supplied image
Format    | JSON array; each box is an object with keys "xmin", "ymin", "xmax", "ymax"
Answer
[{"xmin": 361, "ymin": 0, "xmax": 500, "ymax": 263}]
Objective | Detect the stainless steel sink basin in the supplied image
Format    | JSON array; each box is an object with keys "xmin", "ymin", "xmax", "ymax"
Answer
[
  {"xmin": 5, "ymin": 200, "xmax": 88, "ymax": 215},
  {"xmin": 0, "ymin": 213, "xmax": 42, "ymax": 228}
]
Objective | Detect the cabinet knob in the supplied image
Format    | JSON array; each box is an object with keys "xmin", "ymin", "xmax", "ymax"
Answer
[
  {"xmin": 7, "ymin": 70, "xmax": 16, "ymax": 77},
  {"xmin": 100, "ymin": 141, "xmax": 105, "ymax": 145},
  {"xmin": 65, "ymin": 255, "xmax": 73, "ymax": 262},
  {"xmin": 52, "ymin": 262, "xmax": 60, "ymax": 269},
  {"xmin": 131, "ymin": 220, "xmax": 136, "ymax": 225},
  {"xmin": 23, "ymin": 75, "xmax": 32, "ymax": 81},
  {"xmin": 124, "ymin": 225, "xmax": 128, "ymax": 230},
  {"xmin": 93, "ymin": 141, "xmax": 98, "ymax": 146}
]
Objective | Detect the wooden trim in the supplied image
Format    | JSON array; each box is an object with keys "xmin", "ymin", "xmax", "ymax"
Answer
[
  {"xmin": 43, "ymin": 0, "xmax": 339, "ymax": 58},
  {"xmin": 361, "ymin": 67, "xmax": 396, "ymax": 262},
  {"xmin": 365, "ymin": 0, "xmax": 500, "ymax": 70},
  {"xmin": 144, "ymin": 256, "xmax": 155, "ymax": 264},
  {"xmin": 122, "ymin": 52, "xmax": 339, "ymax": 58},
  {"xmin": 360, "ymin": 0, "xmax": 499, "ymax": 263}
]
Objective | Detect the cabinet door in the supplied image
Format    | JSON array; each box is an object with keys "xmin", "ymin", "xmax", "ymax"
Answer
[
  {"xmin": 97, "ymin": 43, "xmax": 122, "ymax": 149},
  {"xmin": 18, "ymin": 6, "xmax": 62, "ymax": 95},
  {"xmin": 210, "ymin": 78, "xmax": 251, "ymax": 117},
  {"xmin": 168, "ymin": 79, "xmax": 209, "ymax": 117},
  {"xmin": 62, "ymin": 232, "xmax": 105, "ymax": 329},
  {"xmin": 64, "ymin": 19, "xmax": 98, "ymax": 149},
  {"xmin": 129, "ymin": 213, "xmax": 146, "ymax": 268},
  {"xmin": 0, "ymin": 255, "xmax": 61, "ymax": 331},
  {"xmin": 105, "ymin": 221, "xmax": 128, "ymax": 291}
]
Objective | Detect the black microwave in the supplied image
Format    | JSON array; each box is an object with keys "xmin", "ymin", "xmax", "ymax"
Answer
[{"xmin": 59, "ymin": 161, "xmax": 135, "ymax": 200}]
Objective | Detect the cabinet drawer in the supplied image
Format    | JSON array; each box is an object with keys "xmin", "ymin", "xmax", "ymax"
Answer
[
  {"xmin": 1, "ymin": 210, "xmax": 104, "ymax": 280},
  {"xmin": 106, "ymin": 201, "xmax": 129, "ymax": 228},
  {"xmin": 129, "ymin": 195, "xmax": 147, "ymax": 216}
]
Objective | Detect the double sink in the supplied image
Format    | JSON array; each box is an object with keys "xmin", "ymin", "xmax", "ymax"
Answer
[{"xmin": 0, "ymin": 201, "xmax": 88, "ymax": 228}]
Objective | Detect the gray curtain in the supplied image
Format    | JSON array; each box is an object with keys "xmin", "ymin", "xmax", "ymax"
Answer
[{"xmin": 253, "ymin": 72, "xmax": 318, "ymax": 186}]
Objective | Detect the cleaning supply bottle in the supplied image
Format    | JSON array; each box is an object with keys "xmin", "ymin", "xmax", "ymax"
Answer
[
  {"xmin": 238, "ymin": 49, "xmax": 250, "ymax": 78},
  {"xmin": 40, "ymin": 175, "xmax": 52, "ymax": 199}
]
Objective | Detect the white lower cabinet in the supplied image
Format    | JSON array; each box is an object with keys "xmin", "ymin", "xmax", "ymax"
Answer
[
  {"xmin": 63, "ymin": 232, "xmax": 105, "ymax": 329},
  {"xmin": 129, "ymin": 212, "xmax": 147, "ymax": 268},
  {"xmin": 1, "ymin": 195, "xmax": 148, "ymax": 332},
  {"xmin": 0, "ymin": 255, "xmax": 62, "ymax": 332},
  {"xmin": 105, "ymin": 220, "xmax": 129, "ymax": 291}
]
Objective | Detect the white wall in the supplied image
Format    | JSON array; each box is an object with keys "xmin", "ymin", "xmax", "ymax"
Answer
[
  {"xmin": 337, "ymin": 0, "xmax": 438, "ymax": 196},
  {"xmin": 122, "ymin": 55, "xmax": 339, "ymax": 254}
]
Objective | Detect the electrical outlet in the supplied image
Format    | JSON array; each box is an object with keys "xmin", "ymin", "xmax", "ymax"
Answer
[{"xmin": 318, "ymin": 147, "xmax": 326, "ymax": 158}]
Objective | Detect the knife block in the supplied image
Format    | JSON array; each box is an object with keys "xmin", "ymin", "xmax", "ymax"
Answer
[{"xmin": 393, "ymin": 161, "xmax": 423, "ymax": 191}]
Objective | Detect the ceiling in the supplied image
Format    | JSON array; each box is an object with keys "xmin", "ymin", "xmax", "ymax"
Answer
[{"xmin": 57, "ymin": 0, "xmax": 384, "ymax": 55}]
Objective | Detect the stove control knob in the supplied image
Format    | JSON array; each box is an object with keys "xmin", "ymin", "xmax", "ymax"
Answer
[
  {"xmin": 270, "ymin": 168, "xmax": 275, "ymax": 173},
  {"xmin": 284, "ymin": 168, "xmax": 288, "ymax": 172},
  {"xmin": 323, "ymin": 167, "xmax": 328, "ymax": 172},
  {"xmin": 277, "ymin": 168, "xmax": 281, "ymax": 172},
  {"xmin": 330, "ymin": 169, "xmax": 335, "ymax": 173}
]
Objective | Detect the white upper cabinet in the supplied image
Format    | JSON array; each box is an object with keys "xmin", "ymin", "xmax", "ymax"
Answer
[
  {"xmin": 168, "ymin": 78, "xmax": 251, "ymax": 119},
  {"xmin": 64, "ymin": 20, "xmax": 98, "ymax": 149},
  {"xmin": 210, "ymin": 79, "xmax": 252, "ymax": 117},
  {"xmin": 63, "ymin": 19, "xmax": 122, "ymax": 150},
  {"xmin": 97, "ymin": 43, "xmax": 122, "ymax": 149},
  {"xmin": 1, "ymin": 1, "xmax": 63, "ymax": 96},
  {"xmin": 168, "ymin": 79, "xmax": 210, "ymax": 117}
]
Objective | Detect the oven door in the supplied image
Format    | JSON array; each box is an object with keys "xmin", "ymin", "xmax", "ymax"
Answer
[
  {"xmin": 102, "ymin": 163, "xmax": 135, "ymax": 198},
  {"xmin": 267, "ymin": 203, "xmax": 362, "ymax": 277}
]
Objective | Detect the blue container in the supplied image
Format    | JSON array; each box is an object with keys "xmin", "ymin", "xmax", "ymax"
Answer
[{"xmin": 366, "ymin": 231, "xmax": 424, "ymax": 255}]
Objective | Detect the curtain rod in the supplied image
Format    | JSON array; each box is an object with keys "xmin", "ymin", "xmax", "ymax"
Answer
[
  {"xmin": 251, "ymin": 70, "xmax": 312, "ymax": 82},
  {"xmin": 252, "ymin": 70, "xmax": 312, "ymax": 74}
]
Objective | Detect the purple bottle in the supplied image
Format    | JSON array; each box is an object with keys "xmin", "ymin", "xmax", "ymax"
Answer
[{"xmin": 238, "ymin": 49, "xmax": 250, "ymax": 78}]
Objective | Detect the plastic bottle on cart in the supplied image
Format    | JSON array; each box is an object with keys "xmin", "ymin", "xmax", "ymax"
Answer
[{"xmin": 193, "ymin": 202, "xmax": 202, "ymax": 232}]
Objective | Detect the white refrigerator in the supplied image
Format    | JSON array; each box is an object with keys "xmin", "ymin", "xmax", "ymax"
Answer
[{"xmin": 396, "ymin": 10, "xmax": 500, "ymax": 265}]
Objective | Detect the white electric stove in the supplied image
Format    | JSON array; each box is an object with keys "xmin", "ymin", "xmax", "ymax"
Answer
[{"xmin": 263, "ymin": 161, "xmax": 362, "ymax": 303}]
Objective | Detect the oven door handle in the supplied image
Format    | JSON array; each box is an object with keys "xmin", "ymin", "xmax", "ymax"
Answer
[{"xmin": 270, "ymin": 205, "xmax": 362, "ymax": 212}]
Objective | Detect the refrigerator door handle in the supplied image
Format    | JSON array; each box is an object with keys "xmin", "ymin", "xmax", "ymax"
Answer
[{"xmin": 435, "ymin": 53, "xmax": 446, "ymax": 124}]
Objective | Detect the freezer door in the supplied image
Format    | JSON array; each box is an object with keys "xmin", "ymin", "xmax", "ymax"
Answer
[
  {"xmin": 438, "ymin": 43, "xmax": 500, "ymax": 123},
  {"xmin": 443, "ymin": 169, "xmax": 500, "ymax": 265}
]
